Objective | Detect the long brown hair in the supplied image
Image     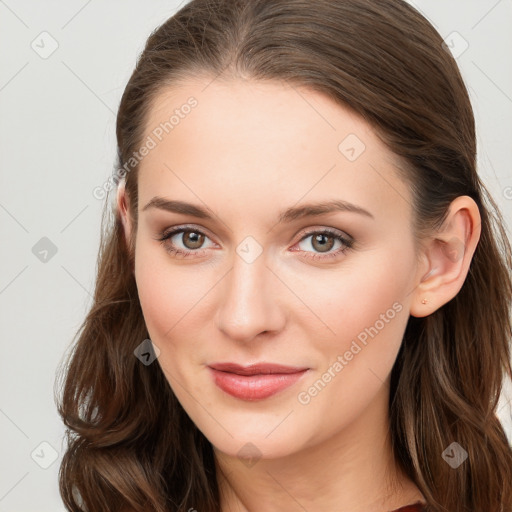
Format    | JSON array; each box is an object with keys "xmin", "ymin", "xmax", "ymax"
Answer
[{"xmin": 55, "ymin": 0, "xmax": 512, "ymax": 510}]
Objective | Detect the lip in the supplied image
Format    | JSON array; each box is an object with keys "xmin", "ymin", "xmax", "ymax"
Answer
[{"xmin": 208, "ymin": 362, "xmax": 309, "ymax": 401}]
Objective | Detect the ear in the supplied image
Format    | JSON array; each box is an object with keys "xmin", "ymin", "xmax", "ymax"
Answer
[
  {"xmin": 116, "ymin": 179, "xmax": 133, "ymax": 251},
  {"xmin": 409, "ymin": 195, "xmax": 481, "ymax": 318}
]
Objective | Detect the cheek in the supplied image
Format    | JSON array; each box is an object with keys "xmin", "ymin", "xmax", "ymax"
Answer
[
  {"xmin": 296, "ymin": 243, "xmax": 414, "ymax": 349},
  {"xmin": 295, "ymin": 247, "xmax": 414, "ymax": 415},
  {"xmin": 135, "ymin": 243, "xmax": 206, "ymax": 373},
  {"xmin": 134, "ymin": 243, "xmax": 211, "ymax": 352},
  {"xmin": 338, "ymin": 263, "xmax": 409, "ymax": 350},
  {"xmin": 134, "ymin": 246, "xmax": 214, "ymax": 400}
]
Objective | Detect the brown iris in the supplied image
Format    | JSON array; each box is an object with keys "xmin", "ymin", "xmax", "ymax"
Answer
[
  {"xmin": 182, "ymin": 231, "xmax": 205, "ymax": 250},
  {"xmin": 311, "ymin": 233, "xmax": 335, "ymax": 253}
]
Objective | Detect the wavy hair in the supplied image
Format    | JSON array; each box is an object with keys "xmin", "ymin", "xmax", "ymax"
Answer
[{"xmin": 55, "ymin": 0, "xmax": 512, "ymax": 510}]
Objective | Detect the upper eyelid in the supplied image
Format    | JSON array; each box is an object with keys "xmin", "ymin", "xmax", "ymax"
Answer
[{"xmin": 161, "ymin": 224, "xmax": 217, "ymax": 243}]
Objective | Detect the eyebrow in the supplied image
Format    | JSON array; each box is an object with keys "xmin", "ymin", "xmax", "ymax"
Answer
[{"xmin": 142, "ymin": 197, "xmax": 374, "ymax": 222}]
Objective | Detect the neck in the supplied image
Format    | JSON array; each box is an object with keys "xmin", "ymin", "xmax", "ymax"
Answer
[{"xmin": 214, "ymin": 383, "xmax": 424, "ymax": 512}]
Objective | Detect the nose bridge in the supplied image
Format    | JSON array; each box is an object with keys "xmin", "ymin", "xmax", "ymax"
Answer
[{"xmin": 216, "ymin": 244, "xmax": 283, "ymax": 341}]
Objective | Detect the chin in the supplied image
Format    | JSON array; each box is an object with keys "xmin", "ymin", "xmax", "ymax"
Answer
[{"xmin": 191, "ymin": 407, "xmax": 315, "ymax": 462}]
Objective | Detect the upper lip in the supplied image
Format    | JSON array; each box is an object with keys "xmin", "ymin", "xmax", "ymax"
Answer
[{"xmin": 208, "ymin": 362, "xmax": 309, "ymax": 375}]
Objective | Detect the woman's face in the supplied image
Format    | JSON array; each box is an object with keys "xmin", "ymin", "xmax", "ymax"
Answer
[{"xmin": 128, "ymin": 77, "xmax": 425, "ymax": 460}]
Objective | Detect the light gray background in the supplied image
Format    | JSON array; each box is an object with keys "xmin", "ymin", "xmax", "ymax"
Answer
[{"xmin": 1, "ymin": 1, "xmax": 511, "ymax": 510}]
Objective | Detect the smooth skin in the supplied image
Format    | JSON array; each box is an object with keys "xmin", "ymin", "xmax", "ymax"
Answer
[{"xmin": 117, "ymin": 76, "xmax": 481, "ymax": 512}]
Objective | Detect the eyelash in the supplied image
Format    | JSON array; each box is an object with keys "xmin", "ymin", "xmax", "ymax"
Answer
[{"xmin": 155, "ymin": 226, "xmax": 354, "ymax": 261}]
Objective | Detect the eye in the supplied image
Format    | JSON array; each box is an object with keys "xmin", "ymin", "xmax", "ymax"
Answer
[
  {"xmin": 292, "ymin": 228, "xmax": 354, "ymax": 261},
  {"xmin": 155, "ymin": 225, "xmax": 354, "ymax": 261},
  {"xmin": 155, "ymin": 226, "xmax": 215, "ymax": 258}
]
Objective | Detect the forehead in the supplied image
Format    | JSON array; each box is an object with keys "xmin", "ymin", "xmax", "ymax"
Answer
[{"xmin": 137, "ymin": 76, "xmax": 412, "ymax": 225}]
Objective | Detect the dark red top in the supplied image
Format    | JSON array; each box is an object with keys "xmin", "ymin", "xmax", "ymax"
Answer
[{"xmin": 393, "ymin": 504, "xmax": 426, "ymax": 511}]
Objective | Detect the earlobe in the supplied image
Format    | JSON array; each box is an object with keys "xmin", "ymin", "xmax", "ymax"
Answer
[{"xmin": 409, "ymin": 196, "xmax": 481, "ymax": 318}]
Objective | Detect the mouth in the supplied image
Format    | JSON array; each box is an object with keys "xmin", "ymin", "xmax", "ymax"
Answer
[{"xmin": 207, "ymin": 362, "xmax": 310, "ymax": 401}]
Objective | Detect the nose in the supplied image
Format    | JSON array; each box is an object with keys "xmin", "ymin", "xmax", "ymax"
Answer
[{"xmin": 215, "ymin": 249, "xmax": 285, "ymax": 343}]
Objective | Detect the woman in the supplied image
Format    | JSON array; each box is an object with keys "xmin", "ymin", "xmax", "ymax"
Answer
[{"xmin": 56, "ymin": 0, "xmax": 512, "ymax": 511}]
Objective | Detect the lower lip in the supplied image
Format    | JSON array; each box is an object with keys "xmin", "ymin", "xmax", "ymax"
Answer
[{"xmin": 208, "ymin": 368, "xmax": 308, "ymax": 401}]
